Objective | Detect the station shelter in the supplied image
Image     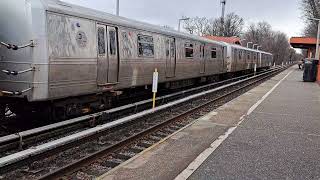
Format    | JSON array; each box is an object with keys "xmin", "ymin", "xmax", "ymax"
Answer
[{"xmin": 290, "ymin": 37, "xmax": 320, "ymax": 82}]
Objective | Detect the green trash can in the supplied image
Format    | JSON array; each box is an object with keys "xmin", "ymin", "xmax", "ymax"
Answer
[{"xmin": 303, "ymin": 59, "xmax": 319, "ymax": 82}]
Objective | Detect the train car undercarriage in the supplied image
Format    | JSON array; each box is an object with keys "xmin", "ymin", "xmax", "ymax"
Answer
[{"xmin": 0, "ymin": 68, "xmax": 265, "ymax": 122}]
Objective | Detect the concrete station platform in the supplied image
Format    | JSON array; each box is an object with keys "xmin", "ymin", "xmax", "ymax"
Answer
[{"xmin": 99, "ymin": 66, "xmax": 320, "ymax": 180}]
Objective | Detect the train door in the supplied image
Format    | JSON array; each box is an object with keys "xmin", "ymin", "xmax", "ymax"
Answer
[
  {"xmin": 165, "ymin": 38, "xmax": 176, "ymax": 77},
  {"xmin": 97, "ymin": 24, "xmax": 108, "ymax": 85},
  {"xmin": 222, "ymin": 46, "xmax": 227, "ymax": 73},
  {"xmin": 233, "ymin": 48, "xmax": 238, "ymax": 71},
  {"xmin": 259, "ymin": 53, "xmax": 262, "ymax": 67},
  {"xmin": 200, "ymin": 44, "xmax": 205, "ymax": 74},
  {"xmin": 107, "ymin": 26, "xmax": 119, "ymax": 83},
  {"xmin": 246, "ymin": 51, "xmax": 250, "ymax": 69},
  {"xmin": 253, "ymin": 52, "xmax": 257, "ymax": 68},
  {"xmin": 97, "ymin": 24, "xmax": 119, "ymax": 86}
]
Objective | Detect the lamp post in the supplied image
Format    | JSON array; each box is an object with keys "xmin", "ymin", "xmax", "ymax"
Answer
[
  {"xmin": 247, "ymin": 42, "xmax": 253, "ymax": 48},
  {"xmin": 116, "ymin": 0, "xmax": 119, "ymax": 16},
  {"xmin": 178, "ymin": 17, "xmax": 190, "ymax": 32},
  {"xmin": 309, "ymin": 17, "xmax": 320, "ymax": 59},
  {"xmin": 239, "ymin": 38, "xmax": 246, "ymax": 46}
]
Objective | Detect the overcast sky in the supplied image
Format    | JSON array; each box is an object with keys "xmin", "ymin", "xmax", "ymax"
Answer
[{"xmin": 61, "ymin": 0, "xmax": 304, "ymax": 38}]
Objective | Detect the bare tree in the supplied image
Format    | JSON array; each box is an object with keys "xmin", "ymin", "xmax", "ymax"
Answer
[
  {"xmin": 243, "ymin": 21, "xmax": 273, "ymax": 49},
  {"xmin": 301, "ymin": 0, "xmax": 320, "ymax": 37},
  {"xmin": 183, "ymin": 13, "xmax": 244, "ymax": 37},
  {"xmin": 183, "ymin": 16, "xmax": 210, "ymax": 36},
  {"xmin": 243, "ymin": 22, "xmax": 292, "ymax": 64},
  {"xmin": 222, "ymin": 13, "xmax": 244, "ymax": 37}
]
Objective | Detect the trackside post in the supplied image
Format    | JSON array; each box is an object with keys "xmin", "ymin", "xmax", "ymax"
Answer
[
  {"xmin": 254, "ymin": 64, "xmax": 257, "ymax": 76},
  {"xmin": 152, "ymin": 68, "xmax": 159, "ymax": 109}
]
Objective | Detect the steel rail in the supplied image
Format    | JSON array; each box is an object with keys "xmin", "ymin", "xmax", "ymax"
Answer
[
  {"xmin": 38, "ymin": 66, "xmax": 288, "ymax": 179},
  {"xmin": 0, "ymin": 68, "xmax": 275, "ymax": 153},
  {"xmin": 0, "ymin": 66, "xmax": 287, "ymax": 174}
]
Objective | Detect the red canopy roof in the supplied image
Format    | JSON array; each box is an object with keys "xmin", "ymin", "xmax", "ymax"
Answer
[
  {"xmin": 203, "ymin": 35, "xmax": 241, "ymax": 45},
  {"xmin": 290, "ymin": 37, "xmax": 317, "ymax": 49}
]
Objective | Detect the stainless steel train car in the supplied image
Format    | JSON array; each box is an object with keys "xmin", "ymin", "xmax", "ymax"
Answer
[{"xmin": 0, "ymin": 0, "xmax": 273, "ymax": 120}]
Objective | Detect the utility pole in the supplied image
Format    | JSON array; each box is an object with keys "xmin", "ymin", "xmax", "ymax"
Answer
[
  {"xmin": 221, "ymin": 0, "xmax": 226, "ymax": 20},
  {"xmin": 316, "ymin": 20, "xmax": 320, "ymax": 59},
  {"xmin": 220, "ymin": 0, "xmax": 226, "ymax": 36},
  {"xmin": 116, "ymin": 0, "xmax": 119, "ymax": 16},
  {"xmin": 309, "ymin": 17, "xmax": 320, "ymax": 59}
]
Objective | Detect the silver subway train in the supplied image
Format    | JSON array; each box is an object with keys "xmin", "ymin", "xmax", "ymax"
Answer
[{"xmin": 0, "ymin": 0, "xmax": 273, "ymax": 120}]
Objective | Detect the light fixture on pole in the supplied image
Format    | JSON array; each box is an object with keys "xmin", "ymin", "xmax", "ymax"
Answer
[
  {"xmin": 178, "ymin": 17, "xmax": 190, "ymax": 32},
  {"xmin": 308, "ymin": 17, "xmax": 320, "ymax": 59},
  {"xmin": 239, "ymin": 39, "xmax": 246, "ymax": 46},
  {"xmin": 247, "ymin": 42, "xmax": 253, "ymax": 48}
]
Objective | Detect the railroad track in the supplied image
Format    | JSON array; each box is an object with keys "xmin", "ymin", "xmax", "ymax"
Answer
[
  {"xmin": 0, "ymin": 70, "xmax": 260, "ymax": 138},
  {"xmin": 0, "ymin": 66, "xmax": 289, "ymax": 179},
  {"xmin": 0, "ymin": 68, "xmax": 272, "ymax": 156},
  {"xmin": 0, "ymin": 71, "xmax": 259, "ymax": 140}
]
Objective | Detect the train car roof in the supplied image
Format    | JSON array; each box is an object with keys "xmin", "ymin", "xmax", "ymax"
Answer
[
  {"xmin": 43, "ymin": 0, "xmax": 227, "ymax": 46},
  {"xmin": 226, "ymin": 43, "xmax": 273, "ymax": 55},
  {"xmin": 42, "ymin": 0, "xmax": 272, "ymax": 55}
]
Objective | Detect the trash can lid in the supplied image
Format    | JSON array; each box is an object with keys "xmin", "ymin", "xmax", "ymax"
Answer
[{"xmin": 304, "ymin": 58, "xmax": 319, "ymax": 64}]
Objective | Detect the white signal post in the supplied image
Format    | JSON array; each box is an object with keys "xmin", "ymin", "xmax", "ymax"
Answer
[
  {"xmin": 152, "ymin": 68, "xmax": 159, "ymax": 109},
  {"xmin": 254, "ymin": 64, "xmax": 257, "ymax": 76}
]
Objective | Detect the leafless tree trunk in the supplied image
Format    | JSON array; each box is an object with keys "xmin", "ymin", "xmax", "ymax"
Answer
[{"xmin": 183, "ymin": 13, "xmax": 244, "ymax": 37}]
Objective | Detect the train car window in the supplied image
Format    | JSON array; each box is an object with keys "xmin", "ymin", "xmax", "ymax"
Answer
[
  {"xmin": 211, "ymin": 47, "xmax": 217, "ymax": 59},
  {"xmin": 185, "ymin": 43, "xmax": 194, "ymax": 58},
  {"xmin": 98, "ymin": 27, "xmax": 106, "ymax": 55},
  {"xmin": 239, "ymin": 51, "xmax": 242, "ymax": 60},
  {"xmin": 138, "ymin": 34, "xmax": 154, "ymax": 57},
  {"xmin": 109, "ymin": 30, "xmax": 116, "ymax": 55},
  {"xmin": 247, "ymin": 52, "xmax": 250, "ymax": 59}
]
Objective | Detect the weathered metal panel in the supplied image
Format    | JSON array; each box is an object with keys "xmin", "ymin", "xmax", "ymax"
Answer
[
  {"xmin": 116, "ymin": 28, "xmax": 167, "ymax": 88},
  {"xmin": 47, "ymin": 13, "xmax": 96, "ymax": 58},
  {"xmin": 47, "ymin": 13, "xmax": 98, "ymax": 98},
  {"xmin": 204, "ymin": 44, "xmax": 224, "ymax": 75}
]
